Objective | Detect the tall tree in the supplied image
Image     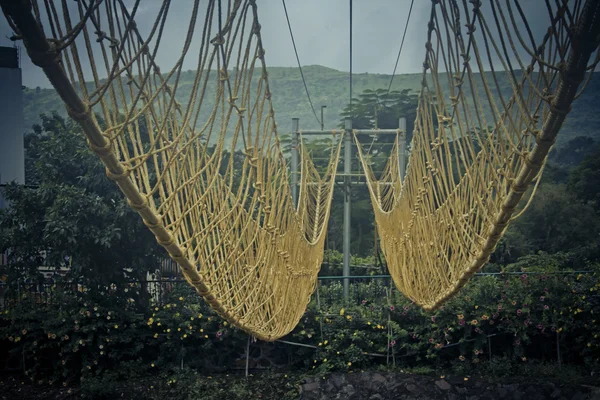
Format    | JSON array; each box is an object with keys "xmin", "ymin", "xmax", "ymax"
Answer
[{"xmin": 0, "ymin": 113, "xmax": 164, "ymax": 293}]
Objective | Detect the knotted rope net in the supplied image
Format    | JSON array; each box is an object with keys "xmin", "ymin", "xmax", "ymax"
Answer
[
  {"xmin": 2, "ymin": 0, "xmax": 341, "ymax": 341},
  {"xmin": 356, "ymin": 0, "xmax": 600, "ymax": 310},
  {"xmin": 3, "ymin": 0, "xmax": 600, "ymax": 336}
]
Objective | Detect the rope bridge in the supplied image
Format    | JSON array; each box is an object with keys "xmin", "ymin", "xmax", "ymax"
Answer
[
  {"xmin": 2, "ymin": 0, "xmax": 599, "ymax": 339},
  {"xmin": 356, "ymin": 0, "xmax": 600, "ymax": 310}
]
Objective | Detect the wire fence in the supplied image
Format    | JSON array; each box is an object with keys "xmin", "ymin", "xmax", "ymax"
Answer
[{"xmin": 1, "ymin": 270, "xmax": 593, "ymax": 311}]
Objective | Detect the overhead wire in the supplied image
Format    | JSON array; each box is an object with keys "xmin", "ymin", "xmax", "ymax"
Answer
[
  {"xmin": 387, "ymin": 0, "xmax": 415, "ymax": 93},
  {"xmin": 281, "ymin": 0, "xmax": 321, "ymax": 125}
]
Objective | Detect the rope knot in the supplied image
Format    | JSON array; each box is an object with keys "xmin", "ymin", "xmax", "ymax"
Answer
[
  {"xmin": 94, "ymin": 30, "xmax": 107, "ymax": 43},
  {"xmin": 28, "ymin": 40, "xmax": 60, "ymax": 68}
]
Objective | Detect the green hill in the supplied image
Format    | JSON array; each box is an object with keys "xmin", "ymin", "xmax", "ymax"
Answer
[{"xmin": 22, "ymin": 66, "xmax": 600, "ymax": 147}]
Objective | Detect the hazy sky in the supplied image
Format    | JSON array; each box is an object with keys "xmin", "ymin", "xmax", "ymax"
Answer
[{"xmin": 1, "ymin": 0, "xmax": 550, "ymax": 88}]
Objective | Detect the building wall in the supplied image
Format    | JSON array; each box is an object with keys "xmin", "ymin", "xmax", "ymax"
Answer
[{"xmin": 0, "ymin": 47, "xmax": 24, "ymax": 209}]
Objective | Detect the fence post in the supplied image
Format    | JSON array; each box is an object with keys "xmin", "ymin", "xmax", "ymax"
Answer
[
  {"xmin": 291, "ymin": 118, "xmax": 299, "ymax": 208},
  {"xmin": 245, "ymin": 336, "xmax": 251, "ymax": 377},
  {"xmin": 343, "ymin": 118, "xmax": 352, "ymax": 302},
  {"xmin": 398, "ymin": 117, "xmax": 407, "ymax": 180},
  {"xmin": 556, "ymin": 331, "xmax": 561, "ymax": 367}
]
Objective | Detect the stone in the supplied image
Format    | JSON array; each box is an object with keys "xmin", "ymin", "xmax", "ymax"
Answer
[
  {"xmin": 456, "ymin": 386, "xmax": 468, "ymax": 394},
  {"xmin": 372, "ymin": 373, "xmax": 387, "ymax": 383},
  {"xmin": 341, "ymin": 384, "xmax": 356, "ymax": 397},
  {"xmin": 406, "ymin": 383, "xmax": 420, "ymax": 394},
  {"xmin": 301, "ymin": 382, "xmax": 320, "ymax": 392},
  {"xmin": 368, "ymin": 395, "xmax": 384, "ymax": 400},
  {"xmin": 435, "ymin": 379, "xmax": 452, "ymax": 391},
  {"xmin": 331, "ymin": 374, "xmax": 346, "ymax": 389},
  {"xmin": 551, "ymin": 389, "xmax": 562, "ymax": 399}
]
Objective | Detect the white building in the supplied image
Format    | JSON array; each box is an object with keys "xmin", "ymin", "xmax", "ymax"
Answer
[{"xmin": 0, "ymin": 45, "xmax": 24, "ymax": 210}]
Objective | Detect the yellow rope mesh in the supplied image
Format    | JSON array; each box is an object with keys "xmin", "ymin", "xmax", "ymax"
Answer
[
  {"xmin": 356, "ymin": 0, "xmax": 600, "ymax": 310},
  {"xmin": 3, "ymin": 0, "xmax": 341, "ymax": 341},
  {"xmin": 3, "ymin": 0, "xmax": 599, "ymax": 336}
]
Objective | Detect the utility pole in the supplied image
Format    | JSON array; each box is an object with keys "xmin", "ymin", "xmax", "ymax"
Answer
[
  {"xmin": 399, "ymin": 117, "xmax": 407, "ymax": 179},
  {"xmin": 291, "ymin": 118, "xmax": 299, "ymax": 207},
  {"xmin": 321, "ymin": 105, "xmax": 327, "ymax": 131},
  {"xmin": 343, "ymin": 118, "xmax": 352, "ymax": 301}
]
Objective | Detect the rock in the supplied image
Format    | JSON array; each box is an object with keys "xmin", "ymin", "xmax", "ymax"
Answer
[
  {"xmin": 435, "ymin": 379, "xmax": 452, "ymax": 391},
  {"xmin": 341, "ymin": 384, "xmax": 356, "ymax": 397},
  {"xmin": 570, "ymin": 392, "xmax": 585, "ymax": 400},
  {"xmin": 456, "ymin": 386, "xmax": 468, "ymax": 394},
  {"xmin": 406, "ymin": 383, "xmax": 420, "ymax": 394},
  {"xmin": 551, "ymin": 389, "xmax": 562, "ymax": 399},
  {"xmin": 368, "ymin": 395, "xmax": 383, "ymax": 400},
  {"xmin": 372, "ymin": 373, "xmax": 387, "ymax": 383},
  {"xmin": 301, "ymin": 382, "xmax": 320, "ymax": 392},
  {"xmin": 331, "ymin": 374, "xmax": 346, "ymax": 389}
]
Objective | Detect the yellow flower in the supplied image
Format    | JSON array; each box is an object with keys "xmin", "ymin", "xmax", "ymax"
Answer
[
  {"xmin": 151, "ymin": 363, "xmax": 155, "ymax": 367},
  {"xmin": 224, "ymin": 322, "xmax": 228, "ymax": 326},
  {"xmin": 323, "ymin": 358, "xmax": 327, "ymax": 362},
  {"xmin": 347, "ymin": 362, "xmax": 352, "ymax": 366},
  {"xmin": 167, "ymin": 329, "xmax": 171, "ymax": 333},
  {"xmin": 178, "ymin": 328, "xmax": 181, "ymax": 332},
  {"xmin": 198, "ymin": 314, "xmax": 203, "ymax": 319},
  {"xmin": 367, "ymin": 321, "xmax": 371, "ymax": 325},
  {"xmin": 318, "ymin": 342, "xmax": 323, "ymax": 347},
  {"xmin": 188, "ymin": 326, "xmax": 192, "ymax": 330},
  {"xmin": 474, "ymin": 305, "xmax": 479, "ymax": 309},
  {"xmin": 179, "ymin": 297, "xmax": 184, "ymax": 301},
  {"xmin": 481, "ymin": 315, "xmax": 489, "ymax": 320},
  {"xmin": 114, "ymin": 325, "xmax": 118, "ymax": 329},
  {"xmin": 458, "ymin": 314, "xmax": 464, "ymax": 320},
  {"xmin": 470, "ymin": 320, "xmax": 478, "ymax": 325},
  {"xmin": 588, "ymin": 343, "xmax": 592, "ymax": 347},
  {"xmin": 190, "ymin": 317, "xmax": 194, "ymax": 321},
  {"xmin": 346, "ymin": 315, "xmax": 353, "ymax": 321},
  {"xmin": 200, "ymin": 329, "xmax": 204, "ymax": 333},
  {"xmin": 204, "ymin": 335, "xmax": 208, "ymax": 339},
  {"xmin": 340, "ymin": 308, "xmax": 345, "ymax": 316},
  {"xmin": 154, "ymin": 333, "xmax": 158, "ymax": 338},
  {"xmin": 324, "ymin": 340, "xmax": 328, "ymax": 345},
  {"xmin": 314, "ymin": 360, "xmax": 317, "ymax": 363},
  {"xmin": 464, "ymin": 377, "xmax": 469, "ymax": 381},
  {"xmin": 337, "ymin": 351, "xmax": 340, "ymax": 355},
  {"xmin": 183, "ymin": 334, "xmax": 188, "ymax": 338},
  {"xmin": 157, "ymin": 322, "xmax": 161, "ymax": 326}
]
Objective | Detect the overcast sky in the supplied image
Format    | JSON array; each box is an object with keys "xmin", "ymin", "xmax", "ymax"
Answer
[{"xmin": 1, "ymin": 0, "xmax": 551, "ymax": 89}]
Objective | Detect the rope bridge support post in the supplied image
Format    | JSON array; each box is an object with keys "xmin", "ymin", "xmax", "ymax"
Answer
[
  {"xmin": 291, "ymin": 118, "xmax": 300, "ymax": 208},
  {"xmin": 398, "ymin": 118, "xmax": 407, "ymax": 179},
  {"xmin": 343, "ymin": 118, "xmax": 352, "ymax": 302}
]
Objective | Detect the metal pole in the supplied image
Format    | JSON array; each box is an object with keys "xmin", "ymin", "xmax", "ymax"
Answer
[
  {"xmin": 398, "ymin": 117, "xmax": 407, "ymax": 179},
  {"xmin": 343, "ymin": 118, "xmax": 352, "ymax": 301},
  {"xmin": 321, "ymin": 106, "xmax": 327, "ymax": 130},
  {"xmin": 291, "ymin": 118, "xmax": 299, "ymax": 207}
]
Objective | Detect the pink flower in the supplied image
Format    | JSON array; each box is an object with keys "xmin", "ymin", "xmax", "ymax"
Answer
[
  {"xmin": 537, "ymin": 324, "xmax": 543, "ymax": 330},
  {"xmin": 492, "ymin": 313, "xmax": 499, "ymax": 319},
  {"xmin": 216, "ymin": 331, "xmax": 223, "ymax": 338},
  {"xmin": 402, "ymin": 312, "xmax": 407, "ymax": 316},
  {"xmin": 459, "ymin": 319, "xmax": 466, "ymax": 326},
  {"xmin": 403, "ymin": 306, "xmax": 409, "ymax": 311},
  {"xmin": 431, "ymin": 316, "xmax": 436, "ymax": 322},
  {"xmin": 544, "ymin": 305, "xmax": 549, "ymax": 310},
  {"xmin": 539, "ymin": 296, "xmax": 545, "ymax": 301},
  {"xmin": 429, "ymin": 338, "xmax": 434, "ymax": 343},
  {"xmin": 361, "ymin": 300, "xmax": 367, "ymax": 305},
  {"xmin": 390, "ymin": 306, "xmax": 395, "ymax": 311},
  {"xmin": 389, "ymin": 340, "xmax": 396, "ymax": 347},
  {"xmin": 515, "ymin": 340, "xmax": 521, "ymax": 346},
  {"xmin": 498, "ymin": 305, "xmax": 503, "ymax": 311},
  {"xmin": 517, "ymin": 309, "xmax": 522, "ymax": 316}
]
